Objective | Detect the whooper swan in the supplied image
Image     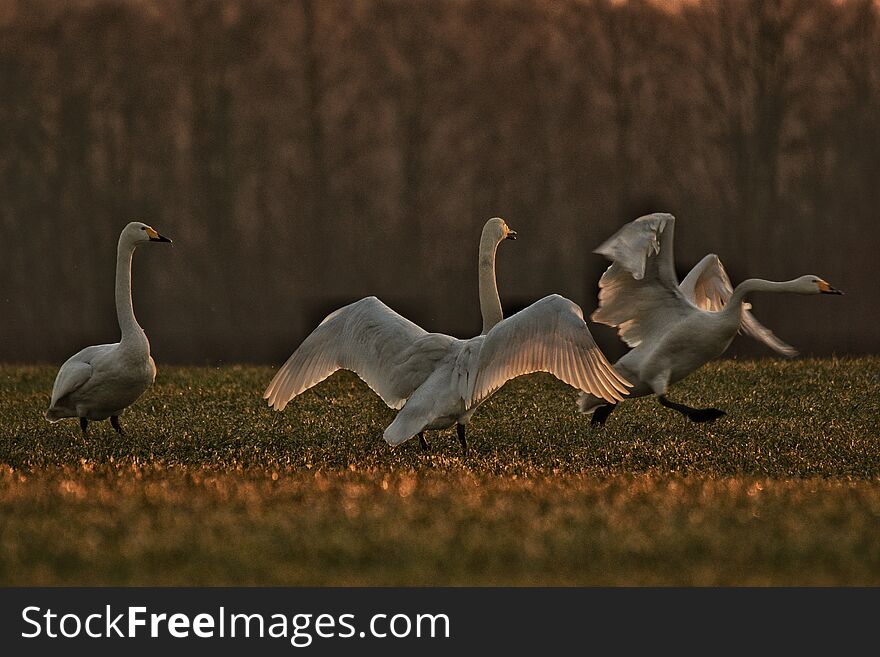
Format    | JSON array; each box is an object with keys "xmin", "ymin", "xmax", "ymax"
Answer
[
  {"xmin": 578, "ymin": 213, "xmax": 842, "ymax": 424},
  {"xmin": 264, "ymin": 217, "xmax": 629, "ymax": 451},
  {"xmin": 45, "ymin": 222, "xmax": 172, "ymax": 434}
]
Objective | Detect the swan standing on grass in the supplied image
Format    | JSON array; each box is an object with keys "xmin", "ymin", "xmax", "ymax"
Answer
[
  {"xmin": 578, "ymin": 213, "xmax": 842, "ymax": 424},
  {"xmin": 45, "ymin": 222, "xmax": 172, "ymax": 435},
  {"xmin": 264, "ymin": 217, "xmax": 629, "ymax": 452}
]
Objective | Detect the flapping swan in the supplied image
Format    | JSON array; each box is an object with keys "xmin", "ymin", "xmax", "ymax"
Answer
[
  {"xmin": 264, "ymin": 217, "xmax": 629, "ymax": 451},
  {"xmin": 578, "ymin": 213, "xmax": 841, "ymax": 424},
  {"xmin": 45, "ymin": 222, "xmax": 172, "ymax": 434}
]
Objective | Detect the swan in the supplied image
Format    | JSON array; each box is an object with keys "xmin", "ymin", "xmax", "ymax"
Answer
[
  {"xmin": 264, "ymin": 217, "xmax": 629, "ymax": 451},
  {"xmin": 45, "ymin": 221, "xmax": 172, "ymax": 434},
  {"xmin": 578, "ymin": 213, "xmax": 842, "ymax": 424}
]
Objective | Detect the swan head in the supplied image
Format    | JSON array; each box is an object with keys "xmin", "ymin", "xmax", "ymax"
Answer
[
  {"xmin": 483, "ymin": 217, "xmax": 517, "ymax": 243},
  {"xmin": 797, "ymin": 275, "xmax": 843, "ymax": 295},
  {"xmin": 122, "ymin": 221, "xmax": 172, "ymax": 246}
]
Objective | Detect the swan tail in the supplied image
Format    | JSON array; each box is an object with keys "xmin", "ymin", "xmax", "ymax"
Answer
[
  {"xmin": 577, "ymin": 393, "xmax": 606, "ymax": 415},
  {"xmin": 44, "ymin": 407, "xmax": 68, "ymax": 422},
  {"xmin": 383, "ymin": 410, "xmax": 429, "ymax": 447},
  {"xmin": 382, "ymin": 392, "xmax": 434, "ymax": 447}
]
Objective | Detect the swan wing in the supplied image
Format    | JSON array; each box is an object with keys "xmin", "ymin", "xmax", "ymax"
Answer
[
  {"xmin": 264, "ymin": 296, "xmax": 454, "ymax": 411},
  {"xmin": 594, "ymin": 212, "xmax": 678, "ymax": 283},
  {"xmin": 591, "ymin": 213, "xmax": 692, "ymax": 347},
  {"xmin": 468, "ymin": 295, "xmax": 631, "ymax": 407},
  {"xmin": 679, "ymin": 253, "xmax": 734, "ymax": 311},
  {"xmin": 680, "ymin": 254, "xmax": 798, "ymax": 357},
  {"xmin": 48, "ymin": 348, "xmax": 102, "ymax": 408},
  {"xmin": 739, "ymin": 312, "xmax": 798, "ymax": 357}
]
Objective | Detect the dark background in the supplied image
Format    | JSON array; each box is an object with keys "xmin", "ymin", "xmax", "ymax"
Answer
[{"xmin": 0, "ymin": 0, "xmax": 875, "ymax": 365}]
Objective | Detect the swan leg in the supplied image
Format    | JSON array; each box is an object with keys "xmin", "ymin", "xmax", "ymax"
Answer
[
  {"xmin": 456, "ymin": 424, "xmax": 467, "ymax": 454},
  {"xmin": 79, "ymin": 417, "xmax": 89, "ymax": 436},
  {"xmin": 418, "ymin": 432, "xmax": 429, "ymax": 451},
  {"xmin": 658, "ymin": 396, "xmax": 725, "ymax": 423},
  {"xmin": 591, "ymin": 403, "xmax": 617, "ymax": 426},
  {"xmin": 110, "ymin": 415, "xmax": 124, "ymax": 435}
]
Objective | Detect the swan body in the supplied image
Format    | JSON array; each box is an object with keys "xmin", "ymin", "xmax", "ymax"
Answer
[
  {"xmin": 265, "ymin": 218, "xmax": 629, "ymax": 449},
  {"xmin": 47, "ymin": 344, "xmax": 158, "ymax": 421},
  {"xmin": 46, "ymin": 222, "xmax": 172, "ymax": 433},
  {"xmin": 579, "ymin": 213, "xmax": 841, "ymax": 422}
]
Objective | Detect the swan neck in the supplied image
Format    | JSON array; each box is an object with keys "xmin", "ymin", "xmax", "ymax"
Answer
[
  {"xmin": 115, "ymin": 236, "xmax": 142, "ymax": 342},
  {"xmin": 478, "ymin": 230, "xmax": 503, "ymax": 335},
  {"xmin": 728, "ymin": 278, "xmax": 796, "ymax": 309}
]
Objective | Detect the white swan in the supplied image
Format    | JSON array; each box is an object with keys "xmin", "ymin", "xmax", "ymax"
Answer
[
  {"xmin": 264, "ymin": 217, "xmax": 629, "ymax": 451},
  {"xmin": 578, "ymin": 213, "xmax": 842, "ymax": 424},
  {"xmin": 45, "ymin": 222, "xmax": 172, "ymax": 434}
]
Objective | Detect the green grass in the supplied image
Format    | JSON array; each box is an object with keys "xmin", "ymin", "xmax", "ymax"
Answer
[{"xmin": 0, "ymin": 358, "xmax": 879, "ymax": 585}]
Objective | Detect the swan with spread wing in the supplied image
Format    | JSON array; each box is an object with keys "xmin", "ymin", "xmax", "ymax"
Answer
[
  {"xmin": 579, "ymin": 213, "xmax": 842, "ymax": 424},
  {"xmin": 264, "ymin": 218, "xmax": 629, "ymax": 451}
]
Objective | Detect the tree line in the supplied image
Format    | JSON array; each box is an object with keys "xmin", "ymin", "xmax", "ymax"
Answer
[{"xmin": 0, "ymin": 0, "xmax": 876, "ymax": 363}]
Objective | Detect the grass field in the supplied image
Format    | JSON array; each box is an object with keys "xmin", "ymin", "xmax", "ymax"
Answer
[{"xmin": 1, "ymin": 359, "xmax": 878, "ymax": 585}]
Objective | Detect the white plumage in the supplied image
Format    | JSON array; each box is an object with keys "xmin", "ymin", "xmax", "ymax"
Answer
[
  {"xmin": 46, "ymin": 221, "xmax": 172, "ymax": 434},
  {"xmin": 264, "ymin": 296, "xmax": 454, "ymax": 412},
  {"xmin": 580, "ymin": 213, "xmax": 841, "ymax": 423},
  {"xmin": 265, "ymin": 218, "xmax": 629, "ymax": 450}
]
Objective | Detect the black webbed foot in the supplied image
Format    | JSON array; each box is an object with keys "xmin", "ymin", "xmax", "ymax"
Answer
[
  {"xmin": 591, "ymin": 403, "xmax": 617, "ymax": 426},
  {"xmin": 110, "ymin": 415, "xmax": 124, "ymax": 435},
  {"xmin": 658, "ymin": 396, "xmax": 726, "ymax": 423},
  {"xmin": 687, "ymin": 408, "xmax": 726, "ymax": 423},
  {"xmin": 456, "ymin": 424, "xmax": 468, "ymax": 454},
  {"xmin": 79, "ymin": 417, "xmax": 89, "ymax": 436},
  {"xmin": 418, "ymin": 432, "xmax": 429, "ymax": 451}
]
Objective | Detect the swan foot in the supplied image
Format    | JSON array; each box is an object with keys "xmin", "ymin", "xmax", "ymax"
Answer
[
  {"xmin": 688, "ymin": 408, "xmax": 726, "ymax": 423},
  {"xmin": 658, "ymin": 396, "xmax": 725, "ymax": 423},
  {"xmin": 456, "ymin": 424, "xmax": 468, "ymax": 454},
  {"xmin": 110, "ymin": 415, "xmax": 124, "ymax": 435},
  {"xmin": 79, "ymin": 417, "xmax": 89, "ymax": 436},
  {"xmin": 418, "ymin": 432, "xmax": 429, "ymax": 451},
  {"xmin": 591, "ymin": 403, "xmax": 617, "ymax": 426}
]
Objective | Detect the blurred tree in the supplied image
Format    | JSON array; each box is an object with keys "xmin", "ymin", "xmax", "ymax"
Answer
[{"xmin": 0, "ymin": 0, "xmax": 876, "ymax": 362}]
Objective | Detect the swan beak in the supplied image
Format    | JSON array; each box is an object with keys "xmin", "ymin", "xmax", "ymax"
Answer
[
  {"xmin": 818, "ymin": 280, "xmax": 842, "ymax": 295},
  {"xmin": 146, "ymin": 227, "xmax": 172, "ymax": 243},
  {"xmin": 506, "ymin": 229, "xmax": 518, "ymax": 240}
]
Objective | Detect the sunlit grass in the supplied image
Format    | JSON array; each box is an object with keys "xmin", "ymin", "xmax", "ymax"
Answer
[{"xmin": 0, "ymin": 359, "xmax": 878, "ymax": 585}]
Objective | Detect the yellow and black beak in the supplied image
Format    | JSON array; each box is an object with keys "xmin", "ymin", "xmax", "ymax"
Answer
[
  {"xmin": 505, "ymin": 229, "xmax": 518, "ymax": 241},
  {"xmin": 146, "ymin": 227, "xmax": 172, "ymax": 243},
  {"xmin": 818, "ymin": 280, "xmax": 842, "ymax": 295}
]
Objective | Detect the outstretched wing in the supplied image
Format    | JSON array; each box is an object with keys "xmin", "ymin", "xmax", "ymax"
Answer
[
  {"xmin": 680, "ymin": 254, "xmax": 798, "ymax": 357},
  {"xmin": 594, "ymin": 212, "xmax": 678, "ymax": 283},
  {"xmin": 678, "ymin": 253, "xmax": 732, "ymax": 312},
  {"xmin": 467, "ymin": 295, "xmax": 630, "ymax": 407},
  {"xmin": 263, "ymin": 296, "xmax": 455, "ymax": 411},
  {"xmin": 739, "ymin": 312, "xmax": 798, "ymax": 357},
  {"xmin": 591, "ymin": 213, "xmax": 694, "ymax": 348}
]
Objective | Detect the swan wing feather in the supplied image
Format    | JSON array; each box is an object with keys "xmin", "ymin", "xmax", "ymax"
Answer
[
  {"xmin": 679, "ymin": 253, "xmax": 734, "ymax": 311},
  {"xmin": 593, "ymin": 212, "xmax": 678, "ymax": 283},
  {"xmin": 680, "ymin": 254, "xmax": 798, "ymax": 357},
  {"xmin": 264, "ymin": 296, "xmax": 453, "ymax": 411},
  {"xmin": 48, "ymin": 345, "xmax": 106, "ymax": 408},
  {"xmin": 591, "ymin": 213, "xmax": 692, "ymax": 347},
  {"xmin": 740, "ymin": 311, "xmax": 799, "ymax": 357},
  {"xmin": 468, "ymin": 295, "xmax": 630, "ymax": 407}
]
